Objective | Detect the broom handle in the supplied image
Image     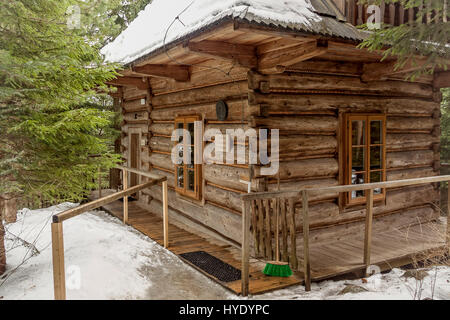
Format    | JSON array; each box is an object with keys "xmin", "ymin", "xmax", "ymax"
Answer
[{"xmin": 275, "ymin": 171, "xmax": 280, "ymax": 262}]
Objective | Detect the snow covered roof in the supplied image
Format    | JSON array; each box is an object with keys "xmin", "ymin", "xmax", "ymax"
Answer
[{"xmin": 102, "ymin": 0, "xmax": 366, "ymax": 65}]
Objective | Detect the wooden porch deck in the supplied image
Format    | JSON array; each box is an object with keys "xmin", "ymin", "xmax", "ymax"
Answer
[
  {"xmin": 90, "ymin": 190, "xmax": 302, "ymax": 295},
  {"xmin": 90, "ymin": 190, "xmax": 447, "ymax": 296}
]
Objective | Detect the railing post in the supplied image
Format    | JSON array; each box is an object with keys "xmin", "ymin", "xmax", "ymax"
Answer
[
  {"xmin": 51, "ymin": 222, "xmax": 66, "ymax": 300},
  {"xmin": 241, "ymin": 200, "xmax": 251, "ymax": 296},
  {"xmin": 98, "ymin": 167, "xmax": 102, "ymax": 198},
  {"xmin": 162, "ymin": 180, "xmax": 169, "ymax": 248},
  {"xmin": 364, "ymin": 189, "xmax": 374, "ymax": 273},
  {"xmin": 123, "ymin": 169, "xmax": 128, "ymax": 224},
  {"xmin": 302, "ymin": 190, "xmax": 311, "ymax": 291},
  {"xmin": 447, "ymin": 182, "xmax": 450, "ymax": 248}
]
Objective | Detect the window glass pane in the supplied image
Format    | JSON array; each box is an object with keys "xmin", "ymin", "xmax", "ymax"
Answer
[
  {"xmin": 188, "ymin": 122, "xmax": 195, "ymax": 145},
  {"xmin": 187, "ymin": 145, "xmax": 194, "ymax": 168},
  {"xmin": 352, "ymin": 147, "xmax": 365, "ymax": 172},
  {"xmin": 351, "ymin": 172, "xmax": 365, "ymax": 199},
  {"xmin": 352, "ymin": 120, "xmax": 365, "ymax": 146},
  {"xmin": 370, "ymin": 120, "xmax": 383, "ymax": 144},
  {"xmin": 370, "ymin": 146, "xmax": 383, "ymax": 170},
  {"xmin": 177, "ymin": 144, "xmax": 184, "ymax": 164},
  {"xmin": 187, "ymin": 170, "xmax": 195, "ymax": 192},
  {"xmin": 370, "ymin": 171, "xmax": 383, "ymax": 195},
  {"xmin": 177, "ymin": 167, "xmax": 184, "ymax": 188}
]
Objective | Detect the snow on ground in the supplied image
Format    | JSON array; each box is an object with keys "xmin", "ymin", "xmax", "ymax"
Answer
[
  {"xmin": 0, "ymin": 203, "xmax": 234, "ymax": 300},
  {"xmin": 1, "ymin": 204, "xmax": 449, "ymax": 300}
]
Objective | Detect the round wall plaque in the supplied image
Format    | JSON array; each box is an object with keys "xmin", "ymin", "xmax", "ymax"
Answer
[{"xmin": 216, "ymin": 100, "xmax": 228, "ymax": 121}]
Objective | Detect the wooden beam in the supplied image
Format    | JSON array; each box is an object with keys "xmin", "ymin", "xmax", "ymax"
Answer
[
  {"xmin": 123, "ymin": 168, "xmax": 128, "ymax": 225},
  {"xmin": 52, "ymin": 222, "xmax": 66, "ymax": 300},
  {"xmin": 106, "ymin": 76, "xmax": 149, "ymax": 90},
  {"xmin": 258, "ymin": 40, "xmax": 328, "ymax": 74},
  {"xmin": 241, "ymin": 200, "xmax": 251, "ymax": 296},
  {"xmin": 132, "ymin": 64, "xmax": 190, "ymax": 82},
  {"xmin": 433, "ymin": 71, "xmax": 450, "ymax": 88},
  {"xmin": 53, "ymin": 178, "xmax": 165, "ymax": 223},
  {"xmin": 302, "ymin": 190, "xmax": 311, "ymax": 292},
  {"xmin": 186, "ymin": 40, "xmax": 257, "ymax": 69},
  {"xmin": 162, "ymin": 180, "xmax": 169, "ymax": 248},
  {"xmin": 362, "ymin": 59, "xmax": 428, "ymax": 82},
  {"xmin": 363, "ymin": 189, "xmax": 374, "ymax": 271}
]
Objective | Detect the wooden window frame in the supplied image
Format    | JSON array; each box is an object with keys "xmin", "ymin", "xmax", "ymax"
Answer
[
  {"xmin": 174, "ymin": 116, "xmax": 202, "ymax": 200},
  {"xmin": 344, "ymin": 113, "xmax": 386, "ymax": 205}
]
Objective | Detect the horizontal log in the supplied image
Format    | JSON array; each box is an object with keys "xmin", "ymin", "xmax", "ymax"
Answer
[
  {"xmin": 251, "ymin": 116, "xmax": 337, "ymax": 134},
  {"xmin": 204, "ymin": 164, "xmax": 250, "ymax": 193},
  {"xmin": 248, "ymin": 93, "xmax": 438, "ymax": 115},
  {"xmin": 151, "ymin": 99, "xmax": 248, "ymax": 121},
  {"xmin": 387, "ymin": 167, "xmax": 436, "ymax": 181},
  {"xmin": 122, "ymin": 87, "xmax": 149, "ymax": 100},
  {"xmin": 286, "ymin": 60, "xmax": 362, "ymax": 76},
  {"xmin": 149, "ymin": 59, "xmax": 248, "ymax": 95},
  {"xmin": 204, "ymin": 183, "xmax": 242, "ymax": 212},
  {"xmin": 123, "ymin": 111, "xmax": 148, "ymax": 122},
  {"xmin": 150, "ymin": 136, "xmax": 172, "ymax": 153},
  {"xmin": 386, "ymin": 133, "xmax": 435, "ymax": 151},
  {"xmin": 248, "ymin": 72, "xmax": 434, "ymax": 98},
  {"xmin": 267, "ymin": 178, "xmax": 339, "ymax": 202},
  {"xmin": 255, "ymin": 158, "xmax": 338, "ymax": 180},
  {"xmin": 152, "ymin": 81, "xmax": 248, "ymax": 107},
  {"xmin": 149, "ymin": 153, "xmax": 173, "ymax": 171},
  {"xmin": 150, "ymin": 123, "xmax": 174, "ymax": 136},
  {"xmin": 148, "ymin": 186, "xmax": 242, "ymax": 243},
  {"xmin": 387, "ymin": 150, "xmax": 434, "ymax": 169},
  {"xmin": 387, "ymin": 117, "xmax": 435, "ymax": 132}
]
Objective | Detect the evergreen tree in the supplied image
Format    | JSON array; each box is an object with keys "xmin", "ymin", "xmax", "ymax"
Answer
[
  {"xmin": 358, "ymin": 0, "xmax": 449, "ymax": 78},
  {"xmin": 0, "ymin": 0, "xmax": 151, "ymax": 204}
]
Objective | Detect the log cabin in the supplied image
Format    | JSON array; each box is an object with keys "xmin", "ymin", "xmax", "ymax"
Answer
[{"xmin": 98, "ymin": 0, "xmax": 450, "ymax": 295}]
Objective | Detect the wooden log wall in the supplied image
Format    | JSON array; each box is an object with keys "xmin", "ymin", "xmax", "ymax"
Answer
[
  {"xmin": 120, "ymin": 56, "xmax": 441, "ymax": 247},
  {"xmin": 121, "ymin": 59, "xmax": 252, "ymax": 244},
  {"xmin": 247, "ymin": 59, "xmax": 441, "ymax": 245}
]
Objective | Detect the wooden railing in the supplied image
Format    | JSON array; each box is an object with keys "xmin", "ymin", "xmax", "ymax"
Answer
[
  {"xmin": 51, "ymin": 166, "xmax": 168, "ymax": 300},
  {"xmin": 333, "ymin": 0, "xmax": 448, "ymax": 26},
  {"xmin": 240, "ymin": 175, "xmax": 450, "ymax": 296}
]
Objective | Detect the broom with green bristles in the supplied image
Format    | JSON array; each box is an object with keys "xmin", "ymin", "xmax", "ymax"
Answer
[{"xmin": 262, "ymin": 171, "xmax": 292, "ymax": 277}]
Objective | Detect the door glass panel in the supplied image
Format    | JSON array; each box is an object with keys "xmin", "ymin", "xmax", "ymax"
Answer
[
  {"xmin": 351, "ymin": 172, "xmax": 365, "ymax": 199},
  {"xmin": 177, "ymin": 167, "xmax": 184, "ymax": 188},
  {"xmin": 370, "ymin": 146, "xmax": 382, "ymax": 170},
  {"xmin": 188, "ymin": 122, "xmax": 195, "ymax": 145},
  {"xmin": 177, "ymin": 122, "xmax": 184, "ymax": 142},
  {"xmin": 352, "ymin": 147, "xmax": 365, "ymax": 171},
  {"xmin": 188, "ymin": 146, "xmax": 194, "ymax": 168},
  {"xmin": 370, "ymin": 120, "xmax": 383, "ymax": 144},
  {"xmin": 370, "ymin": 171, "xmax": 383, "ymax": 195},
  {"xmin": 187, "ymin": 169, "xmax": 195, "ymax": 192},
  {"xmin": 352, "ymin": 120, "xmax": 365, "ymax": 146}
]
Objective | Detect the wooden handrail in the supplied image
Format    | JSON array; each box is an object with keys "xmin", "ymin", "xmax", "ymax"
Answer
[
  {"xmin": 116, "ymin": 165, "xmax": 164, "ymax": 180},
  {"xmin": 52, "ymin": 166, "xmax": 169, "ymax": 300},
  {"xmin": 53, "ymin": 178, "xmax": 165, "ymax": 223},
  {"xmin": 240, "ymin": 174, "xmax": 450, "ymax": 296},
  {"xmin": 241, "ymin": 175, "xmax": 450, "ymax": 201}
]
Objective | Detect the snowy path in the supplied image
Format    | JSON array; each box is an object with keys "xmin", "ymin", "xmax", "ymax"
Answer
[{"xmin": 1, "ymin": 203, "xmax": 449, "ymax": 300}]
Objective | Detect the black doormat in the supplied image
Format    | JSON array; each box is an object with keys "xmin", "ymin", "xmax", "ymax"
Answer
[
  {"xmin": 180, "ymin": 251, "xmax": 242, "ymax": 283},
  {"xmin": 118, "ymin": 196, "xmax": 137, "ymax": 202}
]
